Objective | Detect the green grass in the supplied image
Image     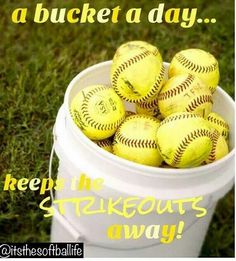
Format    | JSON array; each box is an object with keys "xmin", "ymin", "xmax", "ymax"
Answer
[{"xmin": 0, "ymin": 0, "xmax": 234, "ymax": 257}]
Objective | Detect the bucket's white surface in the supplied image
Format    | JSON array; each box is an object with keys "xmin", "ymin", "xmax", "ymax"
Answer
[{"xmin": 50, "ymin": 61, "xmax": 235, "ymax": 257}]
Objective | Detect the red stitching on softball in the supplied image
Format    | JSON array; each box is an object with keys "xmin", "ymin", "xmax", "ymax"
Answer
[
  {"xmin": 175, "ymin": 53, "xmax": 218, "ymax": 74},
  {"xmin": 159, "ymin": 113, "xmax": 200, "ymax": 127},
  {"xmin": 114, "ymin": 115, "xmax": 159, "ymax": 149},
  {"xmin": 158, "ymin": 74, "xmax": 194, "ymax": 100},
  {"xmin": 115, "ymin": 129, "xmax": 157, "ymax": 149},
  {"xmin": 185, "ymin": 95, "xmax": 213, "ymax": 112},
  {"xmin": 96, "ymin": 139, "xmax": 112, "ymax": 148},
  {"xmin": 207, "ymin": 129, "xmax": 219, "ymax": 162},
  {"xmin": 207, "ymin": 114, "xmax": 229, "ymax": 130},
  {"xmin": 112, "ymin": 51, "xmax": 165, "ymax": 103},
  {"xmin": 137, "ymin": 98, "xmax": 158, "ymax": 110},
  {"xmin": 171, "ymin": 129, "xmax": 212, "ymax": 166}
]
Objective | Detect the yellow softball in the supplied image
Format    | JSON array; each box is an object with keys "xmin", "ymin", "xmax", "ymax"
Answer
[
  {"xmin": 156, "ymin": 112, "xmax": 212, "ymax": 168},
  {"xmin": 70, "ymin": 85, "xmax": 125, "ymax": 140},
  {"xmin": 158, "ymin": 73, "xmax": 213, "ymax": 118},
  {"xmin": 113, "ymin": 115, "xmax": 163, "ymax": 166},
  {"xmin": 136, "ymin": 95, "xmax": 162, "ymax": 119},
  {"xmin": 206, "ymin": 112, "xmax": 230, "ymax": 140},
  {"xmin": 111, "ymin": 41, "xmax": 165, "ymax": 103},
  {"xmin": 94, "ymin": 138, "xmax": 113, "ymax": 153},
  {"xmin": 169, "ymin": 49, "xmax": 220, "ymax": 93},
  {"xmin": 113, "ymin": 40, "xmax": 162, "ymax": 62},
  {"xmin": 205, "ymin": 129, "xmax": 229, "ymax": 164}
]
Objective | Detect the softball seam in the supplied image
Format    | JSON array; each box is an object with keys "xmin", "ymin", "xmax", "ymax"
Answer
[
  {"xmin": 112, "ymin": 50, "xmax": 152, "ymax": 96},
  {"xmin": 185, "ymin": 94, "xmax": 213, "ymax": 113},
  {"xmin": 222, "ymin": 130, "xmax": 228, "ymax": 138},
  {"xmin": 80, "ymin": 86, "xmax": 125, "ymax": 131},
  {"xmin": 136, "ymin": 45, "xmax": 159, "ymax": 57},
  {"xmin": 112, "ymin": 49, "xmax": 165, "ymax": 102},
  {"xmin": 136, "ymin": 98, "xmax": 159, "ymax": 110},
  {"xmin": 175, "ymin": 53, "xmax": 218, "ymax": 73},
  {"xmin": 115, "ymin": 129, "xmax": 157, "ymax": 149},
  {"xmin": 207, "ymin": 130, "xmax": 219, "ymax": 162},
  {"xmin": 95, "ymin": 139, "xmax": 112, "ymax": 148},
  {"xmin": 143, "ymin": 65, "xmax": 165, "ymax": 101},
  {"xmin": 171, "ymin": 129, "xmax": 212, "ymax": 166},
  {"xmin": 153, "ymin": 49, "xmax": 159, "ymax": 57},
  {"xmin": 207, "ymin": 115, "xmax": 229, "ymax": 130},
  {"xmin": 71, "ymin": 109, "xmax": 87, "ymax": 130},
  {"xmin": 158, "ymin": 74, "xmax": 194, "ymax": 100},
  {"xmin": 114, "ymin": 114, "xmax": 159, "ymax": 149},
  {"xmin": 160, "ymin": 113, "xmax": 200, "ymax": 127}
]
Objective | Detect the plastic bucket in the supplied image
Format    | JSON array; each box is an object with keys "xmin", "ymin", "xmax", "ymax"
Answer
[{"xmin": 50, "ymin": 61, "xmax": 235, "ymax": 257}]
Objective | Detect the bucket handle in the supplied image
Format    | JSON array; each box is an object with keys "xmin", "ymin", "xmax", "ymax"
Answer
[
  {"xmin": 49, "ymin": 144, "xmax": 215, "ymax": 249},
  {"xmin": 49, "ymin": 143, "xmax": 84, "ymax": 242},
  {"xmin": 49, "ymin": 143, "xmax": 55, "ymax": 202}
]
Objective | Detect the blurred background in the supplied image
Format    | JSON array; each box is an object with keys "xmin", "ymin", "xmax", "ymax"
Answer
[{"xmin": 0, "ymin": 0, "xmax": 234, "ymax": 257}]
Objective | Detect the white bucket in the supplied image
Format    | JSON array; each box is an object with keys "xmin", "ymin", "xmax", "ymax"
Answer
[{"xmin": 50, "ymin": 61, "xmax": 235, "ymax": 257}]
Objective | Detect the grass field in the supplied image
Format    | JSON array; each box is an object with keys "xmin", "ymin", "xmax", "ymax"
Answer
[{"xmin": 0, "ymin": 0, "xmax": 234, "ymax": 257}]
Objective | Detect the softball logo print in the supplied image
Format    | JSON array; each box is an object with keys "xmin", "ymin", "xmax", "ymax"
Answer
[{"xmin": 70, "ymin": 85, "xmax": 126, "ymax": 140}]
